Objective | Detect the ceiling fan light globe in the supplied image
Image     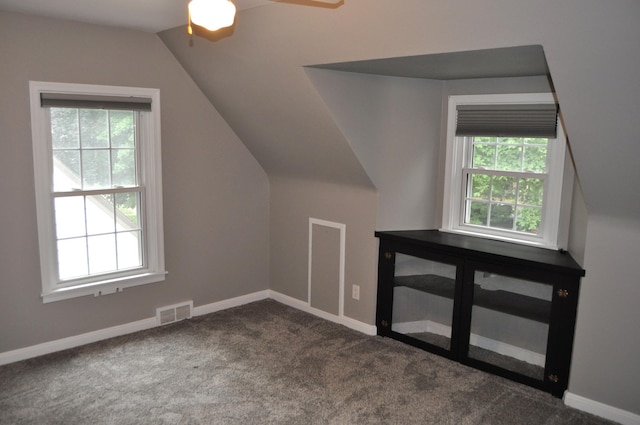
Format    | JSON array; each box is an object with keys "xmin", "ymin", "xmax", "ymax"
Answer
[{"xmin": 189, "ymin": 0, "xmax": 236, "ymax": 31}]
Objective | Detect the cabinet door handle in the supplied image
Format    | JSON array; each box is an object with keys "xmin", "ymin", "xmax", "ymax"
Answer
[
  {"xmin": 384, "ymin": 252, "xmax": 393, "ymax": 260},
  {"xmin": 557, "ymin": 289, "xmax": 569, "ymax": 298}
]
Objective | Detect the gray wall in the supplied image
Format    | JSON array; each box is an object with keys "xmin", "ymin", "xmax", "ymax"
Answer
[
  {"xmin": 305, "ymin": 69, "xmax": 444, "ymax": 231},
  {"xmin": 0, "ymin": 12, "xmax": 270, "ymax": 352},
  {"xmin": 571, "ymin": 216, "xmax": 640, "ymax": 412},
  {"xmin": 269, "ymin": 176, "xmax": 377, "ymax": 324}
]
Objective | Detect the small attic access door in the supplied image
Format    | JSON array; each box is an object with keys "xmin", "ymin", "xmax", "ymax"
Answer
[{"xmin": 308, "ymin": 218, "xmax": 345, "ymax": 317}]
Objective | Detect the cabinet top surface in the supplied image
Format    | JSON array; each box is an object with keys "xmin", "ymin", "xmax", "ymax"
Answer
[{"xmin": 375, "ymin": 230, "xmax": 585, "ymax": 276}]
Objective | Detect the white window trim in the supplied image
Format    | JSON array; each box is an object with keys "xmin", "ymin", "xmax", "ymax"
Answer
[
  {"xmin": 441, "ymin": 93, "xmax": 567, "ymax": 249},
  {"xmin": 29, "ymin": 81, "xmax": 166, "ymax": 303}
]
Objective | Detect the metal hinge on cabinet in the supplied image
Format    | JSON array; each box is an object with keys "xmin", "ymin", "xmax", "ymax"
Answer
[
  {"xmin": 557, "ymin": 289, "xmax": 569, "ymax": 298},
  {"xmin": 548, "ymin": 374, "xmax": 559, "ymax": 383},
  {"xmin": 384, "ymin": 252, "xmax": 393, "ymax": 260}
]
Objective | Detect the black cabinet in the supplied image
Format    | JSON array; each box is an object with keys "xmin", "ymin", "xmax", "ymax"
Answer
[{"xmin": 375, "ymin": 230, "xmax": 584, "ymax": 397}]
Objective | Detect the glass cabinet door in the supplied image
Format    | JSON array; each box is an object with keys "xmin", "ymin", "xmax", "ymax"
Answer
[
  {"xmin": 466, "ymin": 269, "xmax": 553, "ymax": 381},
  {"xmin": 391, "ymin": 253, "xmax": 458, "ymax": 351}
]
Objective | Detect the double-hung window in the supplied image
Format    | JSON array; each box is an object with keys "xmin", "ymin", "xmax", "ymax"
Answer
[
  {"xmin": 29, "ymin": 81, "xmax": 166, "ymax": 303},
  {"xmin": 442, "ymin": 93, "xmax": 567, "ymax": 248}
]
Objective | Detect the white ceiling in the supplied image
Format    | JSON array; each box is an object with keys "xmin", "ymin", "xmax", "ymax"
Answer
[{"xmin": 0, "ymin": 0, "xmax": 273, "ymax": 33}]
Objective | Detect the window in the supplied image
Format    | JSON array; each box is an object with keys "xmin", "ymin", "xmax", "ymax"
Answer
[
  {"xmin": 30, "ymin": 81, "xmax": 166, "ymax": 303},
  {"xmin": 442, "ymin": 93, "xmax": 567, "ymax": 249}
]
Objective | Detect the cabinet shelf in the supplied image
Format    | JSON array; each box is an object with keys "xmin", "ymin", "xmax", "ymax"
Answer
[{"xmin": 395, "ymin": 274, "xmax": 551, "ymax": 324}]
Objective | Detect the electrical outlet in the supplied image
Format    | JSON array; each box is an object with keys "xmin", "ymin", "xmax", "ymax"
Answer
[{"xmin": 352, "ymin": 284, "xmax": 360, "ymax": 300}]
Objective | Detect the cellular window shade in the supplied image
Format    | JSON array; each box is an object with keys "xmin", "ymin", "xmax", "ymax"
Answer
[
  {"xmin": 40, "ymin": 93, "xmax": 152, "ymax": 111},
  {"xmin": 456, "ymin": 103, "xmax": 558, "ymax": 138}
]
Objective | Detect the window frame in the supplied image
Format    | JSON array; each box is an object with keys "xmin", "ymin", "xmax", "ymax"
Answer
[
  {"xmin": 441, "ymin": 93, "xmax": 567, "ymax": 249},
  {"xmin": 30, "ymin": 81, "xmax": 166, "ymax": 303}
]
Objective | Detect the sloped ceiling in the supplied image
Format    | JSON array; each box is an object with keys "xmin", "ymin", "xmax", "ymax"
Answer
[
  {"xmin": 160, "ymin": 0, "xmax": 640, "ymax": 219},
  {"xmin": 0, "ymin": 0, "xmax": 272, "ymax": 32}
]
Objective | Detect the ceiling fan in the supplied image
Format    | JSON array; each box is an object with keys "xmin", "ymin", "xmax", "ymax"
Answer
[{"xmin": 187, "ymin": 0, "xmax": 342, "ymax": 33}]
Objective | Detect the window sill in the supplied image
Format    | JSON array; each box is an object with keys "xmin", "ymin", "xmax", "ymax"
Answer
[
  {"xmin": 42, "ymin": 271, "xmax": 168, "ymax": 303},
  {"xmin": 439, "ymin": 227, "xmax": 559, "ymax": 251}
]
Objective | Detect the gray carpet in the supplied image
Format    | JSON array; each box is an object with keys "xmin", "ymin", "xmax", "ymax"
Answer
[{"xmin": 0, "ymin": 300, "xmax": 617, "ymax": 424}]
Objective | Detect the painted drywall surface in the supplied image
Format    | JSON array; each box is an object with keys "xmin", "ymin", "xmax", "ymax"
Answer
[
  {"xmin": 158, "ymin": 22, "xmax": 373, "ymax": 189},
  {"xmin": 305, "ymin": 68, "xmax": 444, "ymax": 230},
  {"xmin": 163, "ymin": 0, "xmax": 640, "ymax": 220},
  {"xmin": 0, "ymin": 12, "xmax": 269, "ymax": 352},
  {"xmin": 269, "ymin": 176, "xmax": 377, "ymax": 325},
  {"xmin": 570, "ymin": 216, "xmax": 640, "ymax": 413}
]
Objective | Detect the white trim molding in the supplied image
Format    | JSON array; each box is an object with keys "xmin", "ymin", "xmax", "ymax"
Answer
[
  {"xmin": 192, "ymin": 290, "xmax": 270, "ymax": 316},
  {"xmin": 441, "ymin": 93, "xmax": 568, "ymax": 250},
  {"xmin": 29, "ymin": 81, "xmax": 166, "ymax": 303},
  {"xmin": 564, "ymin": 392, "xmax": 640, "ymax": 425},
  {"xmin": 270, "ymin": 290, "xmax": 376, "ymax": 336},
  {"xmin": 308, "ymin": 218, "xmax": 346, "ymax": 317},
  {"xmin": 0, "ymin": 289, "xmax": 375, "ymax": 367},
  {"xmin": 0, "ymin": 317, "xmax": 157, "ymax": 367}
]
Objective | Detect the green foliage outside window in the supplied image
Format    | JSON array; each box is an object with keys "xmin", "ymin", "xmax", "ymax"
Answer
[
  {"xmin": 467, "ymin": 136, "xmax": 548, "ymax": 234},
  {"xmin": 51, "ymin": 108, "xmax": 139, "ymax": 228}
]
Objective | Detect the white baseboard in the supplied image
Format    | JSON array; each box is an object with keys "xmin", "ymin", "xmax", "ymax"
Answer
[
  {"xmin": 268, "ymin": 290, "xmax": 377, "ymax": 336},
  {"xmin": 0, "ymin": 289, "xmax": 374, "ymax": 366},
  {"xmin": 0, "ymin": 317, "xmax": 157, "ymax": 367},
  {"xmin": 192, "ymin": 290, "xmax": 271, "ymax": 316},
  {"xmin": 392, "ymin": 320, "xmax": 545, "ymax": 367},
  {"xmin": 564, "ymin": 392, "xmax": 640, "ymax": 425}
]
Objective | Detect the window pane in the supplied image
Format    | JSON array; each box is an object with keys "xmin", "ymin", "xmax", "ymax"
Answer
[
  {"xmin": 524, "ymin": 137, "xmax": 547, "ymax": 145},
  {"xmin": 117, "ymin": 231, "xmax": 143, "ymax": 269},
  {"xmin": 110, "ymin": 111, "xmax": 135, "ymax": 148},
  {"xmin": 516, "ymin": 207, "xmax": 542, "ymax": 234},
  {"xmin": 86, "ymin": 194, "xmax": 115, "ymax": 235},
  {"xmin": 55, "ymin": 196, "xmax": 86, "ymax": 239},
  {"xmin": 53, "ymin": 150, "xmax": 81, "ymax": 192},
  {"xmin": 82, "ymin": 149, "xmax": 111, "ymax": 189},
  {"xmin": 523, "ymin": 145, "xmax": 548, "ymax": 173},
  {"xmin": 518, "ymin": 178, "xmax": 544, "ymax": 207},
  {"xmin": 472, "ymin": 142, "xmax": 495, "ymax": 169},
  {"xmin": 496, "ymin": 145, "xmax": 522, "ymax": 171},
  {"xmin": 469, "ymin": 174, "xmax": 491, "ymax": 200},
  {"xmin": 57, "ymin": 237, "xmax": 88, "ymax": 280},
  {"xmin": 491, "ymin": 176, "xmax": 517, "ymax": 203},
  {"xmin": 498, "ymin": 137, "xmax": 521, "ymax": 145},
  {"xmin": 467, "ymin": 200, "xmax": 488, "ymax": 226},
  {"xmin": 115, "ymin": 192, "xmax": 140, "ymax": 230},
  {"xmin": 111, "ymin": 149, "xmax": 136, "ymax": 187},
  {"xmin": 50, "ymin": 108, "xmax": 79, "ymax": 149},
  {"xmin": 490, "ymin": 203, "xmax": 514, "ymax": 230},
  {"xmin": 88, "ymin": 234, "xmax": 117, "ymax": 274},
  {"xmin": 80, "ymin": 110, "xmax": 109, "ymax": 148}
]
